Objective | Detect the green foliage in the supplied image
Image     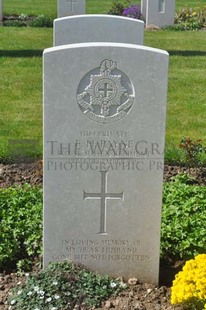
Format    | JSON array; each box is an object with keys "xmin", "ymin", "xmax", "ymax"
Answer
[
  {"xmin": 1, "ymin": 173, "xmax": 206, "ymax": 273},
  {"xmin": 161, "ymin": 173, "xmax": 206, "ymax": 260},
  {"xmin": 2, "ymin": 0, "xmax": 206, "ymax": 16},
  {"xmin": 3, "ymin": 14, "xmax": 53, "ymax": 28},
  {"xmin": 7, "ymin": 260, "xmax": 125, "ymax": 310},
  {"xmin": 29, "ymin": 15, "xmax": 53, "ymax": 28},
  {"xmin": 107, "ymin": 0, "xmax": 124, "ymax": 15},
  {"xmin": 3, "ymin": 14, "xmax": 30, "ymax": 28},
  {"xmin": 164, "ymin": 145, "xmax": 185, "ymax": 165},
  {"xmin": 108, "ymin": 1, "xmax": 206, "ymax": 29},
  {"xmin": 163, "ymin": 140, "xmax": 206, "ymax": 169},
  {"xmin": 107, "ymin": 0, "xmax": 131, "ymax": 15},
  {"xmin": 179, "ymin": 137, "xmax": 206, "ymax": 166},
  {"xmin": 0, "ymin": 184, "xmax": 43, "ymax": 272},
  {"xmin": 3, "ymin": 20, "xmax": 26, "ymax": 27},
  {"xmin": 166, "ymin": 6, "xmax": 206, "ymax": 30},
  {"xmin": 18, "ymin": 13, "xmax": 29, "ymax": 21}
]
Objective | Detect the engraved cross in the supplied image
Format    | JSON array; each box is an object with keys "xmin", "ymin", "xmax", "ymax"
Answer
[
  {"xmin": 83, "ymin": 171, "xmax": 123, "ymax": 234},
  {"xmin": 99, "ymin": 83, "xmax": 113, "ymax": 99},
  {"xmin": 158, "ymin": 0, "xmax": 165, "ymax": 12},
  {"xmin": 66, "ymin": 0, "xmax": 77, "ymax": 13}
]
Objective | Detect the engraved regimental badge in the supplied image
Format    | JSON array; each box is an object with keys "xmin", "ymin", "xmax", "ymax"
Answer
[{"xmin": 77, "ymin": 59, "xmax": 135, "ymax": 124}]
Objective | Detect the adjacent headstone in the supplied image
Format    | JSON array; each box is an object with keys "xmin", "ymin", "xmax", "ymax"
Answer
[
  {"xmin": 141, "ymin": 0, "xmax": 175, "ymax": 27},
  {"xmin": 141, "ymin": 0, "xmax": 146, "ymax": 23},
  {"xmin": 58, "ymin": 0, "xmax": 86, "ymax": 18},
  {"xmin": 0, "ymin": 0, "xmax": 3, "ymax": 22},
  {"xmin": 54, "ymin": 15, "xmax": 144, "ymax": 46},
  {"xmin": 43, "ymin": 42, "xmax": 169, "ymax": 285}
]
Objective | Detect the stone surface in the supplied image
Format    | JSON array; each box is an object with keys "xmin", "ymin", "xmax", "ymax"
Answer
[
  {"xmin": 141, "ymin": 0, "xmax": 175, "ymax": 27},
  {"xmin": 43, "ymin": 42, "xmax": 169, "ymax": 285},
  {"xmin": 57, "ymin": 0, "xmax": 85, "ymax": 18},
  {"xmin": 141, "ymin": 0, "xmax": 147, "ymax": 23},
  {"xmin": 54, "ymin": 15, "xmax": 144, "ymax": 46}
]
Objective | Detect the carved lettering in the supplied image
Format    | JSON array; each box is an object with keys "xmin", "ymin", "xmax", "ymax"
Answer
[
  {"xmin": 54, "ymin": 240, "xmax": 146, "ymax": 263},
  {"xmin": 46, "ymin": 158, "xmax": 164, "ymax": 172},
  {"xmin": 46, "ymin": 139, "xmax": 164, "ymax": 158}
]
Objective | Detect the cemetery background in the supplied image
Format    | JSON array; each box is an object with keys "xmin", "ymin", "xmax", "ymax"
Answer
[
  {"xmin": 0, "ymin": 0, "xmax": 206, "ymax": 309},
  {"xmin": 0, "ymin": 1, "xmax": 206, "ymax": 161}
]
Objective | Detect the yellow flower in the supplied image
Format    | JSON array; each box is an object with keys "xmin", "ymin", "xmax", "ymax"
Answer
[{"xmin": 171, "ymin": 254, "xmax": 206, "ymax": 308}]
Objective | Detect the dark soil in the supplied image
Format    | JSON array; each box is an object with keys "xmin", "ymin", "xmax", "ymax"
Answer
[
  {"xmin": 0, "ymin": 160, "xmax": 43, "ymax": 188},
  {"xmin": 0, "ymin": 161, "xmax": 205, "ymax": 309},
  {"xmin": 0, "ymin": 160, "xmax": 206, "ymax": 188},
  {"xmin": 2, "ymin": 14, "xmax": 40, "ymax": 24}
]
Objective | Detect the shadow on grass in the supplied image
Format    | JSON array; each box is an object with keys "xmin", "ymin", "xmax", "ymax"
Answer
[
  {"xmin": 0, "ymin": 49, "xmax": 43, "ymax": 57},
  {"xmin": 159, "ymin": 258, "xmax": 185, "ymax": 286},
  {"xmin": 168, "ymin": 50, "xmax": 206, "ymax": 56},
  {"xmin": 0, "ymin": 50, "xmax": 206, "ymax": 58}
]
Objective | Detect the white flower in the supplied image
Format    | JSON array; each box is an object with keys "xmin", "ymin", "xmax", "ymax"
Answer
[
  {"xmin": 27, "ymin": 291, "xmax": 33, "ymax": 296},
  {"xmin": 25, "ymin": 273, "xmax": 30, "ymax": 277},
  {"xmin": 17, "ymin": 290, "xmax": 22, "ymax": 295},
  {"xmin": 10, "ymin": 299, "xmax": 16, "ymax": 305},
  {"xmin": 46, "ymin": 297, "xmax": 52, "ymax": 303},
  {"xmin": 39, "ymin": 296, "xmax": 44, "ymax": 299},
  {"xmin": 17, "ymin": 281, "xmax": 22, "ymax": 285},
  {"xmin": 54, "ymin": 294, "xmax": 60, "ymax": 299},
  {"xmin": 52, "ymin": 281, "xmax": 58, "ymax": 285},
  {"xmin": 34, "ymin": 308, "xmax": 40, "ymax": 310},
  {"xmin": 110, "ymin": 282, "xmax": 117, "ymax": 288},
  {"xmin": 51, "ymin": 307, "xmax": 58, "ymax": 310},
  {"xmin": 34, "ymin": 286, "xmax": 39, "ymax": 291},
  {"xmin": 38, "ymin": 290, "xmax": 45, "ymax": 295},
  {"xmin": 102, "ymin": 285, "xmax": 107, "ymax": 289}
]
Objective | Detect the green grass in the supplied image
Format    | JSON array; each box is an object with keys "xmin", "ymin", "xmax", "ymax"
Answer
[
  {"xmin": 144, "ymin": 31, "xmax": 206, "ymax": 148},
  {"xmin": 1, "ymin": 28, "xmax": 205, "ymax": 161},
  {"xmin": 3, "ymin": 0, "xmax": 206, "ymax": 17},
  {"xmin": 0, "ymin": 28, "xmax": 53, "ymax": 159},
  {"xmin": 3, "ymin": 0, "xmax": 57, "ymax": 17},
  {"xmin": 176, "ymin": 0, "xmax": 206, "ymax": 10},
  {"xmin": 0, "ymin": 0, "xmax": 206, "ymax": 162}
]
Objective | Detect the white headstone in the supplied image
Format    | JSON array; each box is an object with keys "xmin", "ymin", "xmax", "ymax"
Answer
[
  {"xmin": 0, "ymin": 0, "xmax": 3, "ymax": 22},
  {"xmin": 54, "ymin": 15, "xmax": 144, "ymax": 46},
  {"xmin": 43, "ymin": 42, "xmax": 169, "ymax": 285},
  {"xmin": 58, "ymin": 0, "xmax": 85, "ymax": 18},
  {"xmin": 141, "ymin": 0, "xmax": 146, "ymax": 23},
  {"xmin": 141, "ymin": 0, "xmax": 175, "ymax": 27}
]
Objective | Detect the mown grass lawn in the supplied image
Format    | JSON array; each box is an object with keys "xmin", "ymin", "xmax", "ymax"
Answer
[
  {"xmin": 0, "ymin": 0, "xmax": 206, "ymax": 161},
  {"xmin": 0, "ymin": 28, "xmax": 53, "ymax": 159},
  {"xmin": 144, "ymin": 31, "xmax": 206, "ymax": 148},
  {"xmin": 3, "ymin": 0, "xmax": 206, "ymax": 16}
]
